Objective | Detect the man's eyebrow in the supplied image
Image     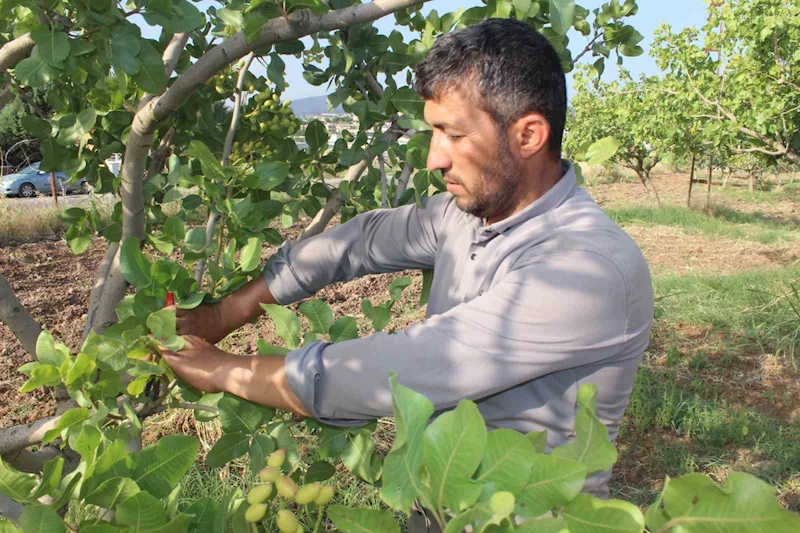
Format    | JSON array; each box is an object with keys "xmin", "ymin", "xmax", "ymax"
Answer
[{"xmin": 429, "ymin": 119, "xmax": 465, "ymax": 130}]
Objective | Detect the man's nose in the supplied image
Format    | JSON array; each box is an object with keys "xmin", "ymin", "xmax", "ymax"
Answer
[{"xmin": 426, "ymin": 135, "xmax": 451, "ymax": 172}]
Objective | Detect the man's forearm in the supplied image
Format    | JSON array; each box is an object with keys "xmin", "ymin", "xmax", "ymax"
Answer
[
  {"xmin": 217, "ymin": 277, "xmax": 277, "ymax": 333},
  {"xmin": 213, "ymin": 351, "xmax": 311, "ymax": 418}
]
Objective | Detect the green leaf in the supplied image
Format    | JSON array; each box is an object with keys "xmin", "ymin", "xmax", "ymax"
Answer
[
  {"xmin": 116, "ymin": 491, "xmax": 168, "ymax": 531},
  {"xmin": 19, "ymin": 364, "xmax": 62, "ymax": 393},
  {"xmin": 184, "ymin": 227, "xmax": 206, "ymax": 253},
  {"xmin": 256, "ymin": 340, "xmax": 290, "ymax": 356},
  {"xmin": 305, "ymin": 461, "xmax": 336, "ymax": 483},
  {"xmin": 132, "ymin": 41, "xmax": 166, "ymax": 94},
  {"xmin": 380, "ymin": 373, "xmax": 435, "ymax": 513},
  {"xmin": 239, "ymin": 237, "xmax": 262, "ymax": 272},
  {"xmin": 43, "ymin": 408, "xmax": 91, "ymax": 443},
  {"xmin": 550, "ymin": 0, "xmax": 576, "ymax": 35},
  {"xmin": 21, "ymin": 115, "xmax": 51, "ymax": 139},
  {"xmin": 475, "ymin": 429, "xmax": 537, "ymax": 499},
  {"xmin": 552, "ymin": 384, "xmax": 617, "ymax": 475},
  {"xmin": 120, "ymin": 237, "xmax": 152, "ymax": 289},
  {"xmin": 147, "ymin": 308, "xmax": 178, "ymax": 341},
  {"xmin": 65, "ymin": 352, "xmax": 96, "ymax": 386},
  {"xmin": 177, "ymin": 292, "xmax": 205, "ymax": 309},
  {"xmin": 305, "ymin": 120, "xmax": 329, "ymax": 152},
  {"xmin": 299, "ymin": 300, "xmax": 334, "ymax": 335},
  {"xmin": 111, "ymin": 33, "xmax": 141, "ymax": 75},
  {"xmin": 514, "ymin": 517, "xmax": 570, "ymax": 533},
  {"xmin": 133, "ymin": 435, "xmax": 200, "ymax": 498},
  {"xmin": 182, "ymin": 194, "xmax": 202, "ymax": 210},
  {"xmin": 647, "ymin": 472, "xmax": 800, "ymax": 533},
  {"xmin": 19, "ymin": 505, "xmax": 66, "ymax": 533},
  {"xmin": 584, "ymin": 136, "xmax": 620, "ymax": 166},
  {"xmin": 361, "ymin": 300, "xmax": 391, "ymax": 332},
  {"xmin": 260, "ymin": 304, "xmax": 300, "ymax": 350},
  {"xmin": 217, "ymin": 7, "xmax": 244, "ymax": 29},
  {"xmin": 16, "ymin": 47, "xmax": 61, "ymax": 88},
  {"xmin": 420, "ymin": 399, "xmax": 486, "ymax": 513},
  {"xmin": 516, "ymin": 454, "xmax": 587, "ymax": 518},
  {"xmin": 388, "ymin": 277, "xmax": 413, "ymax": 305},
  {"xmin": 342, "ymin": 431, "xmax": 383, "ymax": 483},
  {"xmin": 244, "ymin": 13, "xmax": 270, "ymax": 43},
  {"xmin": 444, "ymin": 491, "xmax": 515, "ymax": 533},
  {"xmin": 85, "ymin": 478, "xmax": 141, "ymax": 509},
  {"xmin": 82, "ymin": 332, "xmax": 126, "ymax": 372},
  {"xmin": 218, "ymin": 394, "xmax": 270, "ymax": 434},
  {"xmin": 254, "ymin": 161, "xmax": 289, "ymax": 190},
  {"xmin": 164, "ymin": 217, "xmax": 185, "ymax": 242},
  {"xmin": 30, "ymin": 28, "xmax": 70, "ymax": 65},
  {"xmin": 188, "ymin": 140, "xmax": 224, "ymax": 181},
  {"xmin": 420, "ymin": 269, "xmax": 434, "ymax": 307},
  {"xmin": 36, "ymin": 331, "xmax": 67, "ymax": 367},
  {"xmin": 0, "ymin": 457, "xmax": 37, "ymax": 501},
  {"xmin": 392, "ymin": 87, "xmax": 424, "ymax": 118},
  {"xmin": 248, "ymin": 435, "xmax": 276, "ymax": 474},
  {"xmin": 31, "ymin": 456, "xmax": 64, "ymax": 499},
  {"xmin": 0, "ymin": 518, "xmax": 20, "ymax": 532},
  {"xmin": 206, "ymin": 433, "xmax": 250, "ymax": 468},
  {"xmin": 185, "ymin": 498, "xmax": 218, "ymax": 533},
  {"xmin": 563, "ymin": 494, "xmax": 644, "ymax": 533},
  {"xmin": 327, "ymin": 506, "xmax": 400, "ymax": 533},
  {"xmin": 329, "ymin": 316, "xmax": 358, "ymax": 343}
]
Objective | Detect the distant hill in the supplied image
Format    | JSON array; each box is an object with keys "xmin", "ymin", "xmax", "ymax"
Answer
[{"xmin": 290, "ymin": 95, "xmax": 345, "ymax": 116}]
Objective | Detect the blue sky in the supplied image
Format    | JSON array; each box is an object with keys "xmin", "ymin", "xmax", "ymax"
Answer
[{"xmin": 138, "ymin": 0, "xmax": 709, "ymax": 100}]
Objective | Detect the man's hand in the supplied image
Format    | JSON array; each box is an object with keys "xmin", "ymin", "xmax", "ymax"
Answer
[
  {"xmin": 167, "ymin": 277, "xmax": 279, "ymax": 344},
  {"xmin": 159, "ymin": 335, "xmax": 230, "ymax": 393},
  {"xmin": 157, "ymin": 334, "xmax": 312, "ymax": 418},
  {"xmin": 169, "ymin": 304, "xmax": 230, "ymax": 344}
]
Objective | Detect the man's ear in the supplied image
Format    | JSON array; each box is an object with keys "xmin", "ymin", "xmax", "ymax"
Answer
[{"xmin": 511, "ymin": 113, "xmax": 551, "ymax": 160}]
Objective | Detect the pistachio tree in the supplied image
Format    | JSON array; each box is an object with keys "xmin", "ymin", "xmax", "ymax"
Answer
[{"xmin": 651, "ymin": 0, "xmax": 800, "ymax": 167}]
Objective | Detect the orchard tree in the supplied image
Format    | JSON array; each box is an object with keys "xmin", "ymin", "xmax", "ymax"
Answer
[
  {"xmin": 567, "ymin": 68, "xmax": 668, "ymax": 206},
  {"xmin": 651, "ymin": 0, "xmax": 800, "ymax": 167},
  {"xmin": 0, "ymin": 0, "xmax": 798, "ymax": 531}
]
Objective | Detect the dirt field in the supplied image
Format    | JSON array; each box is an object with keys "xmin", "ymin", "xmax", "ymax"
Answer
[{"xmin": 2, "ymin": 169, "xmax": 799, "ymax": 510}]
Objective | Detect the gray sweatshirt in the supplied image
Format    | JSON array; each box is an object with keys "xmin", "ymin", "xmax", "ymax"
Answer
[{"xmin": 263, "ymin": 162, "xmax": 653, "ymax": 496}]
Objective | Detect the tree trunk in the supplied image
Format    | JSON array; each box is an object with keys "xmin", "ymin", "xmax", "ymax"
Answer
[
  {"xmin": 749, "ymin": 170, "xmax": 755, "ymax": 193},
  {"xmin": 643, "ymin": 169, "xmax": 662, "ymax": 207},
  {"xmin": 49, "ymin": 172, "xmax": 59, "ymax": 206},
  {"xmin": 0, "ymin": 272, "xmax": 42, "ymax": 358},
  {"xmin": 686, "ymin": 152, "xmax": 697, "ymax": 207}
]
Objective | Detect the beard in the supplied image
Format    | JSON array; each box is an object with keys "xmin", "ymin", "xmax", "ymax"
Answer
[{"xmin": 446, "ymin": 137, "xmax": 524, "ymax": 220}]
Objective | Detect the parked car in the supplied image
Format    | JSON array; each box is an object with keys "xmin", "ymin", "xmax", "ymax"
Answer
[{"xmin": 1, "ymin": 162, "xmax": 89, "ymax": 197}]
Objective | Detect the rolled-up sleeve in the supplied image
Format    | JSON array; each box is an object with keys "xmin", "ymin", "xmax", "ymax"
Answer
[
  {"xmin": 284, "ymin": 249, "xmax": 636, "ymax": 426},
  {"xmin": 263, "ymin": 193, "xmax": 450, "ymax": 305}
]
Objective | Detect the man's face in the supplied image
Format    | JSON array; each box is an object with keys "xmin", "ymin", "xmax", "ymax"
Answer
[{"xmin": 423, "ymin": 89, "xmax": 524, "ymax": 221}]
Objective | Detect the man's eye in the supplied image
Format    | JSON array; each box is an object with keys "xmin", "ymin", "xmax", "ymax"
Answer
[{"xmin": 447, "ymin": 134, "xmax": 464, "ymax": 141}]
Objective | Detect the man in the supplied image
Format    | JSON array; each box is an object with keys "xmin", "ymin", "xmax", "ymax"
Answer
[{"xmin": 161, "ymin": 18, "xmax": 653, "ymax": 530}]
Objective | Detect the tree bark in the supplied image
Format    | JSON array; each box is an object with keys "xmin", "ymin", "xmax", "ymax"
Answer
[
  {"xmin": 0, "ymin": 272, "xmax": 42, "ymax": 359},
  {"xmin": 392, "ymin": 163, "xmax": 413, "ymax": 207},
  {"xmin": 81, "ymin": 242, "xmax": 120, "ymax": 344},
  {"xmin": 0, "ymin": 33, "xmax": 35, "ymax": 75},
  {"xmin": 0, "ymin": 415, "xmax": 60, "ymax": 456}
]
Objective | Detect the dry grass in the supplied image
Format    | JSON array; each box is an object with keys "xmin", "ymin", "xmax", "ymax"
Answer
[{"xmin": 0, "ymin": 197, "xmax": 66, "ymax": 247}]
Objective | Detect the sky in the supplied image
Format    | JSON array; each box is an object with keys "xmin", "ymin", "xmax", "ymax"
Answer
[{"xmin": 137, "ymin": 0, "xmax": 709, "ymax": 100}]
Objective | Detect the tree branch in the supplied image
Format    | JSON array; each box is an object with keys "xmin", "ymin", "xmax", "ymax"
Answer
[
  {"xmin": 81, "ymin": 242, "xmax": 120, "ymax": 344},
  {"xmin": 0, "ymin": 34, "xmax": 35, "ymax": 75},
  {"xmin": 574, "ymin": 30, "xmax": 603, "ymax": 64},
  {"xmin": 0, "ymin": 416, "xmax": 60, "ymax": 456},
  {"xmin": 146, "ymin": 127, "xmax": 176, "ymax": 178},
  {"xmin": 392, "ymin": 162, "xmax": 412, "ymax": 207},
  {"xmin": 0, "ymin": 272, "xmax": 42, "ymax": 359},
  {"xmin": 194, "ymin": 52, "xmax": 255, "ymax": 286},
  {"xmin": 149, "ymin": 0, "xmax": 426, "ymax": 124}
]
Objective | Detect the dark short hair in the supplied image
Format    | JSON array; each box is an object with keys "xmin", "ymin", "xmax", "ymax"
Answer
[{"xmin": 415, "ymin": 18, "xmax": 567, "ymax": 158}]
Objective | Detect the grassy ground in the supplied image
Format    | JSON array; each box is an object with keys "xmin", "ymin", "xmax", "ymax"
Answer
[{"xmin": 606, "ymin": 205, "xmax": 798, "ymax": 244}]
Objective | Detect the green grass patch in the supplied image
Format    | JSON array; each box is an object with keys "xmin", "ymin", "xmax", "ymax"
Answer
[
  {"xmin": 654, "ymin": 268, "xmax": 800, "ymax": 364},
  {"xmin": 605, "ymin": 205, "xmax": 797, "ymax": 244},
  {"xmin": 615, "ymin": 365, "xmax": 800, "ymax": 510},
  {"xmin": 714, "ymin": 181, "xmax": 800, "ymax": 204},
  {"xmin": 0, "ymin": 198, "xmax": 67, "ymax": 246}
]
